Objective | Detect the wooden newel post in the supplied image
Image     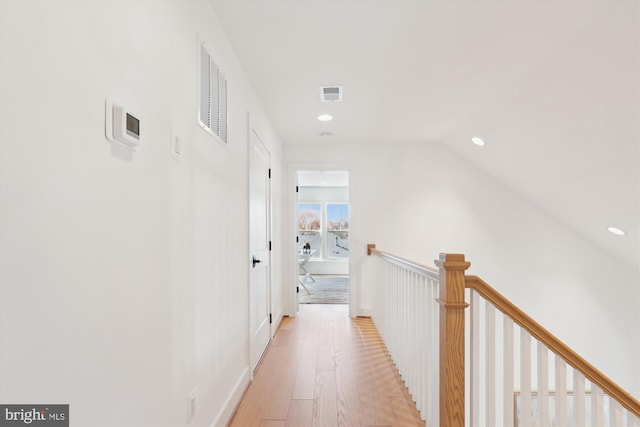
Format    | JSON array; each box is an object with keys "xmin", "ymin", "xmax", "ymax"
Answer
[{"xmin": 435, "ymin": 253, "xmax": 470, "ymax": 427}]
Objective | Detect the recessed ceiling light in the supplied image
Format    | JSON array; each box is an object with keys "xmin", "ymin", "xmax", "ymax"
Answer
[
  {"xmin": 317, "ymin": 114, "xmax": 333, "ymax": 122},
  {"xmin": 472, "ymin": 137, "xmax": 485, "ymax": 146},
  {"xmin": 608, "ymin": 226, "xmax": 626, "ymax": 236}
]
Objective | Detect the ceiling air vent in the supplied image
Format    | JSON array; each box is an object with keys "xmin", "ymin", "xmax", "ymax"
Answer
[{"xmin": 320, "ymin": 86, "xmax": 343, "ymax": 102}]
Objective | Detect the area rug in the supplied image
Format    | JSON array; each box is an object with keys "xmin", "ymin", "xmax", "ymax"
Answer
[{"xmin": 299, "ymin": 275, "xmax": 349, "ymax": 304}]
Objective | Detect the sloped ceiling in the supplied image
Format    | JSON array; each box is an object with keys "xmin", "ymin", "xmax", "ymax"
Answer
[{"xmin": 210, "ymin": 0, "xmax": 639, "ymax": 271}]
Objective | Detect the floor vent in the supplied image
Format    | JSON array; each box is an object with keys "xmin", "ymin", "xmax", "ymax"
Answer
[{"xmin": 320, "ymin": 86, "xmax": 343, "ymax": 102}]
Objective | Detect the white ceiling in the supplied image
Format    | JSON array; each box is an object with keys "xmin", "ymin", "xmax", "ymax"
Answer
[{"xmin": 210, "ymin": 0, "xmax": 639, "ymax": 271}]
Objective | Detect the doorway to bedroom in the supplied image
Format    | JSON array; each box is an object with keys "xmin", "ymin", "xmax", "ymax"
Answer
[{"xmin": 296, "ymin": 170, "xmax": 349, "ymax": 305}]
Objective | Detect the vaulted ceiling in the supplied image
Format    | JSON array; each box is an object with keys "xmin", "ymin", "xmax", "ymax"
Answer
[{"xmin": 210, "ymin": 0, "xmax": 639, "ymax": 271}]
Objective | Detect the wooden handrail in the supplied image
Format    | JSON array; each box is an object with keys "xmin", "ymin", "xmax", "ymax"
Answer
[
  {"xmin": 367, "ymin": 244, "xmax": 440, "ymax": 279},
  {"xmin": 466, "ymin": 275, "xmax": 640, "ymax": 417}
]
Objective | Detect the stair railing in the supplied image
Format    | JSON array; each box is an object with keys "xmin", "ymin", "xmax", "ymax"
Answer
[
  {"xmin": 367, "ymin": 244, "xmax": 441, "ymax": 425},
  {"xmin": 367, "ymin": 244, "xmax": 640, "ymax": 427}
]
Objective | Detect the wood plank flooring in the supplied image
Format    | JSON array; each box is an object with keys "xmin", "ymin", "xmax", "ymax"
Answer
[{"xmin": 229, "ymin": 304, "xmax": 425, "ymax": 427}]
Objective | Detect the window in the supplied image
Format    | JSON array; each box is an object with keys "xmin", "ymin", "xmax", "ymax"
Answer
[
  {"xmin": 326, "ymin": 203, "xmax": 349, "ymax": 259},
  {"xmin": 297, "ymin": 202, "xmax": 349, "ymax": 260},
  {"xmin": 297, "ymin": 203, "xmax": 321, "ymax": 258}
]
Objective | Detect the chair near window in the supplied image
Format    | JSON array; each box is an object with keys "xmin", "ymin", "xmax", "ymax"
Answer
[{"xmin": 298, "ymin": 234, "xmax": 320, "ymax": 294}]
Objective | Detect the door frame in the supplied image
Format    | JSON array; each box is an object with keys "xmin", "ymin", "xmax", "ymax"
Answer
[
  {"xmin": 286, "ymin": 162, "xmax": 355, "ymax": 318},
  {"xmin": 248, "ymin": 122, "xmax": 272, "ymax": 372}
]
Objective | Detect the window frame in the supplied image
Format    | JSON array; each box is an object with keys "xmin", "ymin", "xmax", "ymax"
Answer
[{"xmin": 297, "ymin": 201, "xmax": 349, "ymax": 261}]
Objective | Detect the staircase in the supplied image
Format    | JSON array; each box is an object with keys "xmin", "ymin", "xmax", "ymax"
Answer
[{"xmin": 367, "ymin": 244, "xmax": 640, "ymax": 427}]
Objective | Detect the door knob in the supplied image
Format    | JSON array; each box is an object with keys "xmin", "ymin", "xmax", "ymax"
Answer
[{"xmin": 252, "ymin": 256, "xmax": 262, "ymax": 268}]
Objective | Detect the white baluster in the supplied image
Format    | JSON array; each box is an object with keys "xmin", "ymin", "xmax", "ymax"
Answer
[
  {"xmin": 520, "ymin": 330, "xmax": 532, "ymax": 427},
  {"xmin": 555, "ymin": 356, "xmax": 567, "ymax": 426},
  {"xmin": 380, "ymin": 261, "xmax": 384, "ymax": 317},
  {"xmin": 399, "ymin": 268, "xmax": 405, "ymax": 382},
  {"xmin": 610, "ymin": 398, "xmax": 623, "ymax": 427},
  {"xmin": 421, "ymin": 276, "xmax": 428, "ymax": 417},
  {"xmin": 381, "ymin": 262, "xmax": 387, "ymax": 339},
  {"xmin": 424, "ymin": 276, "xmax": 432, "ymax": 417},
  {"xmin": 413, "ymin": 272, "xmax": 419, "ymax": 399},
  {"xmin": 388, "ymin": 263, "xmax": 394, "ymax": 352},
  {"xmin": 431, "ymin": 278, "xmax": 440, "ymax": 427},
  {"xmin": 385, "ymin": 261, "xmax": 389, "ymax": 336},
  {"xmin": 382, "ymin": 263, "xmax": 387, "ymax": 345},
  {"xmin": 379, "ymin": 260, "xmax": 385, "ymax": 336},
  {"xmin": 424, "ymin": 276, "xmax": 430, "ymax": 419},
  {"xmin": 573, "ymin": 371, "xmax": 586, "ymax": 427},
  {"xmin": 486, "ymin": 300, "xmax": 496, "ymax": 426},
  {"xmin": 406, "ymin": 270, "xmax": 411, "ymax": 393},
  {"xmin": 403, "ymin": 269, "xmax": 409, "ymax": 378},
  {"xmin": 429, "ymin": 278, "xmax": 439, "ymax": 426},
  {"xmin": 404, "ymin": 269, "xmax": 410, "ymax": 381},
  {"xmin": 415, "ymin": 275, "xmax": 423, "ymax": 414},
  {"xmin": 537, "ymin": 341, "xmax": 549, "ymax": 427},
  {"xmin": 629, "ymin": 410, "xmax": 640, "ymax": 427},
  {"xmin": 378, "ymin": 261, "xmax": 382, "ymax": 328},
  {"xmin": 401, "ymin": 268, "xmax": 407, "ymax": 375},
  {"xmin": 419, "ymin": 276, "xmax": 426, "ymax": 418},
  {"xmin": 471, "ymin": 290, "xmax": 480, "ymax": 427},
  {"xmin": 504, "ymin": 317, "xmax": 514, "ymax": 427},
  {"xmin": 591, "ymin": 385, "xmax": 604, "ymax": 427},
  {"xmin": 396, "ymin": 266, "xmax": 401, "ymax": 368},
  {"xmin": 390, "ymin": 263, "xmax": 394, "ymax": 343},
  {"xmin": 373, "ymin": 258, "xmax": 378, "ymax": 322},
  {"xmin": 408, "ymin": 271, "xmax": 415, "ymax": 396},
  {"xmin": 394, "ymin": 265, "xmax": 400, "ymax": 370},
  {"xmin": 391, "ymin": 263, "xmax": 396, "ymax": 350},
  {"xmin": 411, "ymin": 273, "xmax": 424, "ymax": 396}
]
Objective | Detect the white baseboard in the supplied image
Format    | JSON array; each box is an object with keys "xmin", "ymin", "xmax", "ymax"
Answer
[
  {"xmin": 272, "ymin": 311, "xmax": 283, "ymax": 337},
  {"xmin": 210, "ymin": 366, "xmax": 251, "ymax": 427},
  {"xmin": 357, "ymin": 307, "xmax": 371, "ymax": 317}
]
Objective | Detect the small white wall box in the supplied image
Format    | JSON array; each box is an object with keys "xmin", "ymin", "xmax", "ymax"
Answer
[
  {"xmin": 171, "ymin": 129, "xmax": 182, "ymax": 160},
  {"xmin": 105, "ymin": 99, "xmax": 141, "ymax": 149}
]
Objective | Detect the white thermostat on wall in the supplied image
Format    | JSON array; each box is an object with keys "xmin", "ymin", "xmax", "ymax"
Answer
[{"xmin": 105, "ymin": 99, "xmax": 141, "ymax": 149}]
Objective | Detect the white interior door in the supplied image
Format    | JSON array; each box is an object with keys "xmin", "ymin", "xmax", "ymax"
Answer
[{"xmin": 249, "ymin": 128, "xmax": 271, "ymax": 371}]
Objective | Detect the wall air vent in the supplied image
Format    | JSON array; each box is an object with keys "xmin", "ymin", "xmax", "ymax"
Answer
[
  {"xmin": 320, "ymin": 86, "xmax": 343, "ymax": 102},
  {"xmin": 199, "ymin": 42, "xmax": 228, "ymax": 144}
]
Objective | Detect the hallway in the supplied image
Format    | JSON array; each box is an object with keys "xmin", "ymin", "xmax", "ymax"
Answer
[{"xmin": 229, "ymin": 304, "xmax": 425, "ymax": 427}]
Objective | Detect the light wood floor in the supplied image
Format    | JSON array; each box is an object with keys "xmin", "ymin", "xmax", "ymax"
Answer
[{"xmin": 228, "ymin": 304, "xmax": 425, "ymax": 427}]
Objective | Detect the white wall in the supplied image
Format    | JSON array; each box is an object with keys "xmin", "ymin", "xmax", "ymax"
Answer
[
  {"xmin": 284, "ymin": 142, "xmax": 640, "ymax": 397},
  {"xmin": 0, "ymin": 1, "xmax": 284, "ymax": 426}
]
